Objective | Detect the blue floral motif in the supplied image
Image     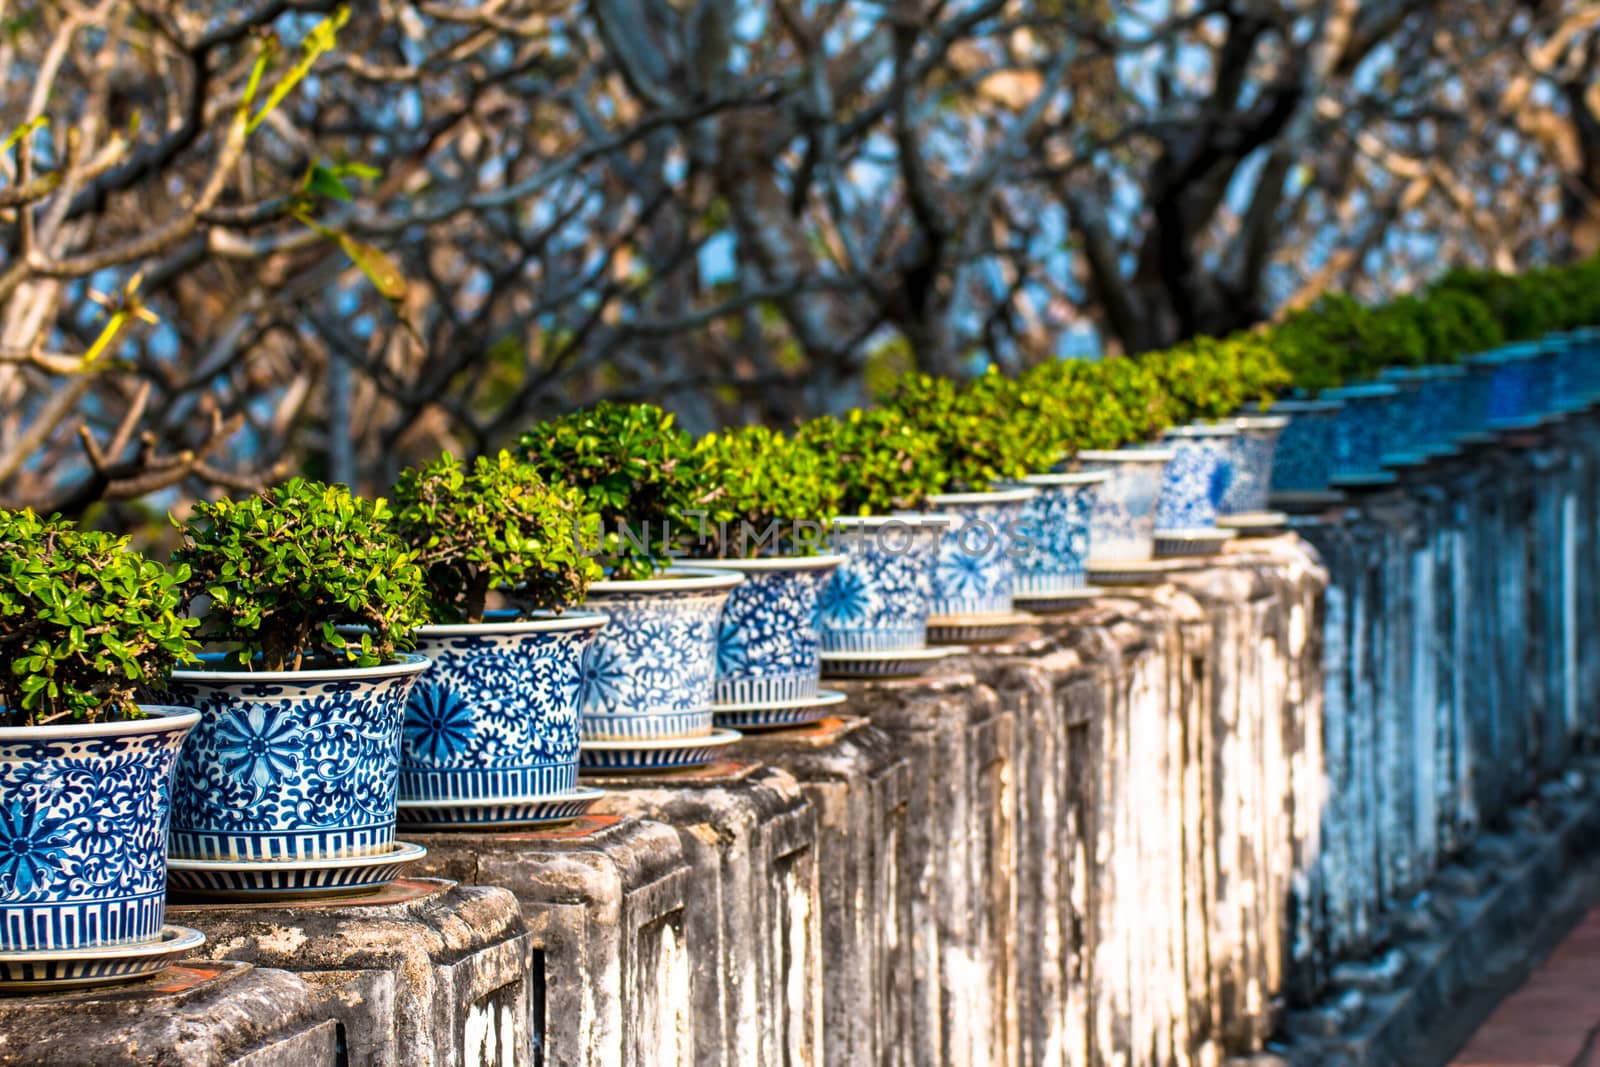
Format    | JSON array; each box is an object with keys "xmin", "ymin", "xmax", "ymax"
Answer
[
  {"xmin": 580, "ymin": 581, "xmax": 734, "ymax": 738},
  {"xmin": 712, "ymin": 563, "xmax": 837, "ymax": 704},
  {"xmin": 1328, "ymin": 389, "xmax": 1395, "ymax": 480},
  {"xmin": 820, "ymin": 522, "xmax": 938, "ymax": 652},
  {"xmin": 401, "ymin": 620, "xmax": 599, "ymax": 801},
  {"xmin": 928, "ymin": 497, "xmax": 1031, "ymax": 616},
  {"xmin": 0, "ymin": 802, "xmax": 72, "ymax": 895},
  {"xmin": 1014, "ymin": 479, "xmax": 1098, "ymax": 595},
  {"xmin": 160, "ymin": 660, "xmax": 426, "ymax": 861},
  {"xmin": 403, "ymin": 685, "xmax": 477, "ymax": 763},
  {"xmin": 212, "ymin": 705, "xmax": 303, "ymax": 794},
  {"xmin": 1082, "ymin": 456, "xmax": 1167, "ymax": 561},
  {"xmin": 819, "ymin": 568, "xmax": 870, "ymax": 627},
  {"xmin": 1156, "ymin": 434, "xmax": 1234, "ymax": 530},
  {"xmin": 0, "ymin": 712, "xmax": 194, "ymax": 952}
]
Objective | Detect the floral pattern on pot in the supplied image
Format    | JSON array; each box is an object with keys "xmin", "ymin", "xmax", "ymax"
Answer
[
  {"xmin": 1079, "ymin": 450, "xmax": 1172, "ymax": 562},
  {"xmin": 579, "ymin": 569, "xmax": 741, "ymax": 741},
  {"xmin": 687, "ymin": 556, "xmax": 843, "ymax": 706},
  {"xmin": 1156, "ymin": 429, "xmax": 1236, "ymax": 530},
  {"xmin": 1262, "ymin": 401, "xmax": 1342, "ymax": 494},
  {"xmin": 1011, "ymin": 474, "xmax": 1103, "ymax": 596},
  {"xmin": 402, "ymin": 614, "xmax": 605, "ymax": 802},
  {"xmin": 0, "ymin": 708, "xmax": 198, "ymax": 952},
  {"xmin": 1219, "ymin": 417, "xmax": 1285, "ymax": 515},
  {"xmin": 819, "ymin": 518, "xmax": 942, "ymax": 653},
  {"xmin": 159, "ymin": 657, "xmax": 427, "ymax": 862},
  {"xmin": 925, "ymin": 490, "xmax": 1036, "ymax": 617}
]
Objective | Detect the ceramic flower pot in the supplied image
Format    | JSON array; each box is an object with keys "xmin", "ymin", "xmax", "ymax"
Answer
[
  {"xmin": 579, "ymin": 568, "xmax": 742, "ymax": 741},
  {"xmin": 1476, "ymin": 342, "xmax": 1543, "ymax": 431},
  {"xmin": 1077, "ymin": 449, "xmax": 1174, "ymax": 562},
  {"xmin": 1218, "ymin": 415, "xmax": 1287, "ymax": 515},
  {"xmin": 1248, "ymin": 399, "xmax": 1343, "ymax": 495},
  {"xmin": 685, "ymin": 555, "xmax": 845, "ymax": 706},
  {"xmin": 1010, "ymin": 472, "xmax": 1105, "ymax": 596},
  {"xmin": 1323, "ymin": 382, "xmax": 1399, "ymax": 485},
  {"xmin": 1155, "ymin": 426, "xmax": 1237, "ymax": 530},
  {"xmin": 0, "ymin": 708, "xmax": 198, "ymax": 951},
  {"xmin": 1396, "ymin": 365, "xmax": 1467, "ymax": 458},
  {"xmin": 923, "ymin": 489, "xmax": 1037, "ymax": 617},
  {"xmin": 1453, "ymin": 353, "xmax": 1500, "ymax": 443},
  {"xmin": 162, "ymin": 656, "xmax": 429, "ymax": 861},
  {"xmin": 402, "ymin": 613, "xmax": 607, "ymax": 803},
  {"xmin": 1373, "ymin": 369, "xmax": 1428, "ymax": 466},
  {"xmin": 819, "ymin": 516, "xmax": 945, "ymax": 653}
]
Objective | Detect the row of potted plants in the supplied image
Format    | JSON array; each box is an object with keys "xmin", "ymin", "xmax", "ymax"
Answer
[{"xmin": 3, "ymin": 256, "xmax": 1598, "ymax": 989}]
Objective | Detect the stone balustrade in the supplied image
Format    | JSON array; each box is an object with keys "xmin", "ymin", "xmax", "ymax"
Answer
[{"xmin": 12, "ymin": 413, "xmax": 1600, "ymax": 1067}]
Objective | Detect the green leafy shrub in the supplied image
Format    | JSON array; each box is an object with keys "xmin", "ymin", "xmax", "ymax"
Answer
[
  {"xmin": 0, "ymin": 509, "xmax": 197, "ymax": 726},
  {"xmin": 1141, "ymin": 333, "xmax": 1289, "ymax": 423},
  {"xmin": 1390, "ymin": 289, "xmax": 1504, "ymax": 364},
  {"xmin": 175, "ymin": 478, "xmax": 428, "ymax": 672},
  {"xmin": 1430, "ymin": 267, "xmax": 1564, "ymax": 342},
  {"xmin": 393, "ymin": 451, "xmax": 602, "ymax": 624},
  {"xmin": 881, "ymin": 369, "xmax": 1055, "ymax": 491},
  {"xmin": 1269, "ymin": 293, "xmax": 1426, "ymax": 390},
  {"xmin": 792, "ymin": 408, "xmax": 946, "ymax": 515},
  {"xmin": 518, "ymin": 402, "xmax": 724, "ymax": 581},
  {"xmin": 690, "ymin": 427, "xmax": 838, "ymax": 557}
]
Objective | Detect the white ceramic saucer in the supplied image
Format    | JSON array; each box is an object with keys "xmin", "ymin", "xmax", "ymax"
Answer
[
  {"xmin": 819, "ymin": 646, "xmax": 966, "ymax": 679},
  {"xmin": 398, "ymin": 787, "xmax": 606, "ymax": 831},
  {"xmin": 579, "ymin": 729, "xmax": 742, "ymax": 772},
  {"xmin": 0, "ymin": 925, "xmax": 207, "ymax": 990},
  {"xmin": 168, "ymin": 841, "xmax": 427, "ymax": 900},
  {"xmin": 713, "ymin": 690, "xmax": 849, "ymax": 731}
]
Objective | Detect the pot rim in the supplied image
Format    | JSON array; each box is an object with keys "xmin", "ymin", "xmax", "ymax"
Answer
[
  {"xmin": 677, "ymin": 553, "xmax": 847, "ymax": 573},
  {"xmin": 587, "ymin": 566, "xmax": 744, "ymax": 595},
  {"xmin": 171, "ymin": 651, "xmax": 431, "ymax": 684},
  {"xmin": 1162, "ymin": 424, "xmax": 1239, "ymax": 439},
  {"xmin": 1076, "ymin": 448, "xmax": 1176, "ymax": 463},
  {"xmin": 832, "ymin": 513, "xmax": 956, "ymax": 529},
  {"xmin": 415, "ymin": 610, "xmax": 609, "ymax": 638},
  {"xmin": 0, "ymin": 704, "xmax": 200, "ymax": 741},
  {"xmin": 1016, "ymin": 471, "xmax": 1108, "ymax": 487},
  {"xmin": 1226, "ymin": 414, "xmax": 1290, "ymax": 432},
  {"xmin": 927, "ymin": 487, "xmax": 1038, "ymax": 506},
  {"xmin": 1245, "ymin": 399, "xmax": 1342, "ymax": 414},
  {"xmin": 1322, "ymin": 382, "xmax": 1399, "ymax": 400}
]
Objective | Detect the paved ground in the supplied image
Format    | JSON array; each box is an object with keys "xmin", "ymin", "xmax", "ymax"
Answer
[{"xmin": 1450, "ymin": 906, "xmax": 1600, "ymax": 1067}]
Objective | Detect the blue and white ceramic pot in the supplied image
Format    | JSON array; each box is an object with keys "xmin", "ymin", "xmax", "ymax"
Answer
[
  {"xmin": 1218, "ymin": 414, "xmax": 1287, "ymax": 515},
  {"xmin": 1477, "ymin": 342, "xmax": 1543, "ymax": 431},
  {"xmin": 1526, "ymin": 338, "xmax": 1561, "ymax": 421},
  {"xmin": 163, "ymin": 656, "xmax": 429, "ymax": 861},
  {"xmin": 1323, "ymin": 382, "xmax": 1399, "ymax": 485},
  {"xmin": 1156, "ymin": 426, "xmax": 1237, "ymax": 530},
  {"xmin": 1575, "ymin": 327, "xmax": 1600, "ymax": 404},
  {"xmin": 1403, "ymin": 365, "xmax": 1467, "ymax": 458},
  {"xmin": 1010, "ymin": 472, "xmax": 1105, "ymax": 596},
  {"xmin": 819, "ymin": 515, "xmax": 945, "ymax": 652},
  {"xmin": 579, "ymin": 568, "xmax": 742, "ymax": 741},
  {"xmin": 1373, "ymin": 369, "xmax": 1427, "ymax": 465},
  {"xmin": 1548, "ymin": 333, "xmax": 1582, "ymax": 415},
  {"xmin": 923, "ymin": 489, "xmax": 1037, "ymax": 617},
  {"xmin": 1077, "ymin": 449, "xmax": 1174, "ymax": 562},
  {"xmin": 0, "ymin": 708, "xmax": 198, "ymax": 952},
  {"xmin": 687, "ymin": 555, "xmax": 844, "ymax": 706},
  {"xmin": 1454, "ymin": 353, "xmax": 1500, "ymax": 443},
  {"xmin": 1247, "ymin": 399, "xmax": 1343, "ymax": 495},
  {"xmin": 403, "ymin": 613, "xmax": 606, "ymax": 803}
]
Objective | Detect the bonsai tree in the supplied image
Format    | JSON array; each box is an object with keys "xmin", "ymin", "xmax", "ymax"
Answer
[
  {"xmin": 518, "ymin": 402, "xmax": 726, "ymax": 581},
  {"xmin": 392, "ymin": 450, "xmax": 602, "ymax": 623},
  {"xmin": 1269, "ymin": 293, "xmax": 1426, "ymax": 391},
  {"xmin": 174, "ymin": 478, "xmax": 428, "ymax": 672},
  {"xmin": 881, "ymin": 369, "xmax": 1052, "ymax": 491},
  {"xmin": 793, "ymin": 408, "xmax": 946, "ymax": 515},
  {"xmin": 0, "ymin": 509, "xmax": 197, "ymax": 727},
  {"xmin": 1142, "ymin": 333, "xmax": 1291, "ymax": 422},
  {"xmin": 690, "ymin": 426, "xmax": 839, "ymax": 557}
]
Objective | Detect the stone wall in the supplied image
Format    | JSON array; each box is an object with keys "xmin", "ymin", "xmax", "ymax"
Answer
[{"xmin": 15, "ymin": 417, "xmax": 1599, "ymax": 1066}]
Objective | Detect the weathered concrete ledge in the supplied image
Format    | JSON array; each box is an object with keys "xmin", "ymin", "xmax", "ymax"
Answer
[
  {"xmin": 16, "ymin": 414, "xmax": 1597, "ymax": 1067},
  {"xmin": 0, "ymin": 961, "xmax": 338, "ymax": 1066},
  {"xmin": 170, "ymin": 878, "xmax": 534, "ymax": 1067}
]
